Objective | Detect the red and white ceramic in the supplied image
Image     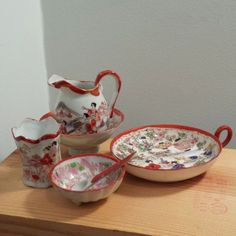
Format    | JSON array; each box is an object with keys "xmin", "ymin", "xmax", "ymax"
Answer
[
  {"xmin": 111, "ymin": 124, "xmax": 233, "ymax": 182},
  {"xmin": 50, "ymin": 154, "xmax": 125, "ymax": 205},
  {"xmin": 41, "ymin": 108, "xmax": 124, "ymax": 155},
  {"xmin": 48, "ymin": 70, "xmax": 122, "ymax": 135},
  {"xmin": 11, "ymin": 117, "xmax": 62, "ymax": 188}
]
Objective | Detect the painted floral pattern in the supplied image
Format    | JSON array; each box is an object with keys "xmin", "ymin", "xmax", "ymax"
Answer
[
  {"xmin": 18, "ymin": 138, "xmax": 61, "ymax": 187},
  {"xmin": 56, "ymin": 101, "xmax": 109, "ymax": 135},
  {"xmin": 112, "ymin": 127, "xmax": 220, "ymax": 170},
  {"xmin": 51, "ymin": 158, "xmax": 122, "ymax": 191}
]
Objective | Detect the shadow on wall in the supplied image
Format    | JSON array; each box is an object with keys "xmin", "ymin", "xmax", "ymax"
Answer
[{"xmin": 40, "ymin": 0, "xmax": 236, "ymax": 147}]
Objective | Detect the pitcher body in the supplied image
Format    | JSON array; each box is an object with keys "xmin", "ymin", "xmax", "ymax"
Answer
[{"xmin": 48, "ymin": 70, "xmax": 121, "ymax": 135}]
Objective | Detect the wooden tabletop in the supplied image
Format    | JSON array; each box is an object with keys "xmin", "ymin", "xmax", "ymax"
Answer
[{"xmin": 1, "ymin": 140, "xmax": 236, "ymax": 236}]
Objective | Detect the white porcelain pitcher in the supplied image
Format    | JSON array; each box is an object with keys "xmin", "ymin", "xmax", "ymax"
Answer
[{"xmin": 48, "ymin": 70, "xmax": 122, "ymax": 135}]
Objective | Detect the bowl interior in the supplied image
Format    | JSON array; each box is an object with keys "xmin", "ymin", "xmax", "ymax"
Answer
[
  {"xmin": 111, "ymin": 126, "xmax": 221, "ymax": 170},
  {"xmin": 51, "ymin": 155, "xmax": 123, "ymax": 191}
]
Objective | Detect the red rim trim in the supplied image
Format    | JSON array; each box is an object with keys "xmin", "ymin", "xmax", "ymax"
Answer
[
  {"xmin": 95, "ymin": 70, "xmax": 122, "ymax": 118},
  {"xmin": 110, "ymin": 124, "xmax": 228, "ymax": 171},
  {"xmin": 12, "ymin": 118, "xmax": 61, "ymax": 144},
  {"xmin": 48, "ymin": 80, "xmax": 100, "ymax": 96},
  {"xmin": 49, "ymin": 153, "xmax": 125, "ymax": 193}
]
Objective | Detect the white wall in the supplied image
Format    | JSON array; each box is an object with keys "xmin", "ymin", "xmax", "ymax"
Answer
[
  {"xmin": 41, "ymin": 0, "xmax": 236, "ymax": 147},
  {"xmin": 0, "ymin": 0, "xmax": 48, "ymax": 161}
]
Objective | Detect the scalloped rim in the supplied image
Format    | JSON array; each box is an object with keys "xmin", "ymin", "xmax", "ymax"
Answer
[
  {"xmin": 12, "ymin": 117, "xmax": 61, "ymax": 144},
  {"xmin": 48, "ymin": 76, "xmax": 100, "ymax": 95}
]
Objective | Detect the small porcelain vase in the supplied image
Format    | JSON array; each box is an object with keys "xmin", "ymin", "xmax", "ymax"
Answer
[
  {"xmin": 48, "ymin": 70, "xmax": 122, "ymax": 135},
  {"xmin": 12, "ymin": 117, "xmax": 61, "ymax": 188}
]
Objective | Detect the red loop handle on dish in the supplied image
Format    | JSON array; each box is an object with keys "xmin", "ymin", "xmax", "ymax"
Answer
[
  {"xmin": 214, "ymin": 125, "xmax": 233, "ymax": 147},
  {"xmin": 95, "ymin": 70, "xmax": 122, "ymax": 118}
]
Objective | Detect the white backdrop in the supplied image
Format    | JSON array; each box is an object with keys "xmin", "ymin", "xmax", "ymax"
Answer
[
  {"xmin": 0, "ymin": 0, "xmax": 48, "ymax": 161},
  {"xmin": 41, "ymin": 0, "xmax": 236, "ymax": 148},
  {"xmin": 1, "ymin": 0, "xmax": 236, "ymax": 161}
]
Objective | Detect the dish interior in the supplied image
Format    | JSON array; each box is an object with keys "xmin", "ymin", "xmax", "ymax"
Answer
[
  {"xmin": 112, "ymin": 127, "xmax": 220, "ymax": 170},
  {"xmin": 51, "ymin": 156, "xmax": 122, "ymax": 191}
]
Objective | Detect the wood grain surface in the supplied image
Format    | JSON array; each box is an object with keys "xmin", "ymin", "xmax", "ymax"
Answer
[{"xmin": 0, "ymin": 140, "xmax": 236, "ymax": 236}]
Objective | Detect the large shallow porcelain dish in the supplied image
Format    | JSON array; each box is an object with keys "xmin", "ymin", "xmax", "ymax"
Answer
[
  {"xmin": 41, "ymin": 108, "xmax": 124, "ymax": 154},
  {"xmin": 111, "ymin": 124, "xmax": 232, "ymax": 182},
  {"xmin": 50, "ymin": 154, "xmax": 125, "ymax": 205}
]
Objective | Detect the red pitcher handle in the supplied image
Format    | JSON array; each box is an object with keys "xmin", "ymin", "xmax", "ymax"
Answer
[
  {"xmin": 214, "ymin": 125, "xmax": 233, "ymax": 147},
  {"xmin": 95, "ymin": 70, "xmax": 122, "ymax": 118}
]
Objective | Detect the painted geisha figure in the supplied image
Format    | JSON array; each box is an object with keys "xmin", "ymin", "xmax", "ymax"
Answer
[
  {"xmin": 55, "ymin": 101, "xmax": 109, "ymax": 134},
  {"xmin": 82, "ymin": 101, "xmax": 109, "ymax": 134}
]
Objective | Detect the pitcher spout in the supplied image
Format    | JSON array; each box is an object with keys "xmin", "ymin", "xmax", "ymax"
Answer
[{"xmin": 48, "ymin": 74, "xmax": 100, "ymax": 96}]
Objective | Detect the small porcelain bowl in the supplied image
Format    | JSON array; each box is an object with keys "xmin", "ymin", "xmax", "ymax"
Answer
[
  {"xmin": 41, "ymin": 109, "xmax": 124, "ymax": 154},
  {"xmin": 111, "ymin": 124, "xmax": 233, "ymax": 182},
  {"xmin": 50, "ymin": 154, "xmax": 125, "ymax": 205}
]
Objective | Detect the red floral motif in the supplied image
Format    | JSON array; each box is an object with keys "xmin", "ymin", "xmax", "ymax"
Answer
[
  {"xmin": 32, "ymin": 174, "xmax": 40, "ymax": 180},
  {"xmin": 19, "ymin": 141, "xmax": 59, "ymax": 186},
  {"xmin": 145, "ymin": 163, "xmax": 161, "ymax": 170},
  {"xmin": 40, "ymin": 153, "xmax": 53, "ymax": 165}
]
